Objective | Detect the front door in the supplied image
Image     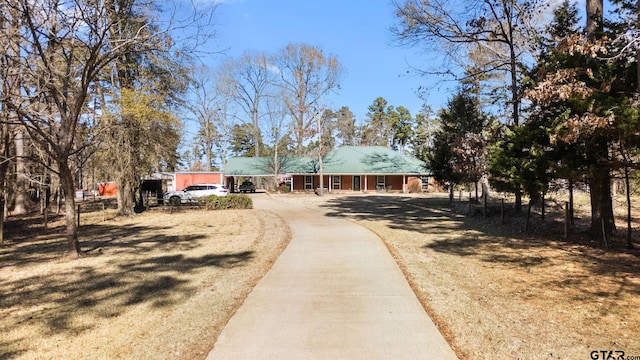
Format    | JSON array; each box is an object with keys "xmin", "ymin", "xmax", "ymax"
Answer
[
  {"xmin": 353, "ymin": 176, "xmax": 361, "ymax": 191},
  {"xmin": 304, "ymin": 175, "xmax": 313, "ymax": 190}
]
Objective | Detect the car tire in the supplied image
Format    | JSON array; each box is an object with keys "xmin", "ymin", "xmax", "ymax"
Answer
[{"xmin": 169, "ymin": 196, "xmax": 181, "ymax": 206}]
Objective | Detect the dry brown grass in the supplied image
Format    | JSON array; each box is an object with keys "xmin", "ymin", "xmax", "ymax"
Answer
[
  {"xmin": 273, "ymin": 193, "xmax": 640, "ymax": 360},
  {"xmin": 3, "ymin": 193, "xmax": 639, "ymax": 360},
  {"xmin": 0, "ymin": 205, "xmax": 290, "ymax": 360}
]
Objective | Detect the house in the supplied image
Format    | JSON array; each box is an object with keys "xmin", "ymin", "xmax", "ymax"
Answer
[{"xmin": 224, "ymin": 146, "xmax": 432, "ymax": 193}]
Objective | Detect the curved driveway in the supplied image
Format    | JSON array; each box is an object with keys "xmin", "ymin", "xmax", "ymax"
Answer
[{"xmin": 206, "ymin": 194, "xmax": 458, "ymax": 359}]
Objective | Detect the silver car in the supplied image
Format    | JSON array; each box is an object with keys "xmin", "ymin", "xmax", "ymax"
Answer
[{"xmin": 164, "ymin": 184, "xmax": 229, "ymax": 205}]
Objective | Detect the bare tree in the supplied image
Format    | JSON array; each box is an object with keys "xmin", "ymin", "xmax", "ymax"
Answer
[
  {"xmin": 2, "ymin": 0, "xmax": 201, "ymax": 256},
  {"xmin": 275, "ymin": 43, "xmax": 343, "ymax": 156},
  {"xmin": 392, "ymin": 0, "xmax": 541, "ymax": 211},
  {"xmin": 218, "ymin": 51, "xmax": 273, "ymax": 159},
  {"xmin": 188, "ymin": 66, "xmax": 222, "ymax": 171},
  {"xmin": 264, "ymin": 92, "xmax": 291, "ymax": 190},
  {"xmin": 393, "ymin": 0, "xmax": 540, "ymax": 126},
  {"xmin": 0, "ymin": 1, "xmax": 22, "ymax": 224},
  {"xmin": 2, "ymin": 0, "xmax": 116, "ymax": 256}
]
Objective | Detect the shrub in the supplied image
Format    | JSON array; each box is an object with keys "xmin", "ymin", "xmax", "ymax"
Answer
[
  {"xmin": 205, "ymin": 194, "xmax": 253, "ymax": 210},
  {"xmin": 407, "ymin": 178, "xmax": 423, "ymax": 193}
]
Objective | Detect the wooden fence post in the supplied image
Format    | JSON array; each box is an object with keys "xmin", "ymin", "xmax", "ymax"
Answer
[
  {"xmin": 525, "ymin": 200, "xmax": 532, "ymax": 233},
  {"xmin": 483, "ymin": 194, "xmax": 487, "ymax": 219},
  {"xmin": 564, "ymin": 201, "xmax": 569, "ymax": 240},
  {"xmin": 601, "ymin": 218, "xmax": 608, "ymax": 250},
  {"xmin": 0, "ymin": 198, "xmax": 4, "ymax": 245}
]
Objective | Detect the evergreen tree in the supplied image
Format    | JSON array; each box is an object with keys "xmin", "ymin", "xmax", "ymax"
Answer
[
  {"xmin": 390, "ymin": 106, "xmax": 414, "ymax": 152},
  {"xmin": 363, "ymin": 97, "xmax": 393, "ymax": 147},
  {"xmin": 231, "ymin": 123, "xmax": 264, "ymax": 157},
  {"xmin": 334, "ymin": 106, "xmax": 357, "ymax": 146},
  {"xmin": 411, "ymin": 105, "xmax": 438, "ymax": 163},
  {"xmin": 429, "ymin": 90, "xmax": 493, "ymax": 201},
  {"xmin": 522, "ymin": 0, "xmax": 638, "ymax": 235}
]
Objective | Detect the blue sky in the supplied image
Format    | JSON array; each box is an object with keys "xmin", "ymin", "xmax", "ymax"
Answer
[{"xmin": 205, "ymin": 0, "xmax": 453, "ymax": 122}]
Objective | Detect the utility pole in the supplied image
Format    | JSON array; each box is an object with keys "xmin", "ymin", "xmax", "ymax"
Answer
[{"xmin": 316, "ymin": 108, "xmax": 324, "ymax": 196}]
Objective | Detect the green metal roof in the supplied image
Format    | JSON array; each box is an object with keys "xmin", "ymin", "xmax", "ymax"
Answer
[
  {"xmin": 224, "ymin": 156, "xmax": 314, "ymax": 176},
  {"xmin": 224, "ymin": 146, "xmax": 430, "ymax": 176}
]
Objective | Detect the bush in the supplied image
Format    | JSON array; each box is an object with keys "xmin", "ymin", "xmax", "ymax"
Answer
[
  {"xmin": 407, "ymin": 178, "xmax": 423, "ymax": 193},
  {"xmin": 204, "ymin": 194, "xmax": 253, "ymax": 210}
]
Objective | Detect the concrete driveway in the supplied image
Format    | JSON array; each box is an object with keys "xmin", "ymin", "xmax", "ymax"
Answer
[{"xmin": 206, "ymin": 194, "xmax": 458, "ymax": 359}]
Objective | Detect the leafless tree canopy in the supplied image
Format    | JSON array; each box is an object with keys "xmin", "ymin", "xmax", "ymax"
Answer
[{"xmin": 0, "ymin": 0, "xmax": 215, "ymax": 255}]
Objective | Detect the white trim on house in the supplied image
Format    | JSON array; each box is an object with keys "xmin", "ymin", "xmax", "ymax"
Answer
[
  {"xmin": 332, "ymin": 175, "xmax": 341, "ymax": 190},
  {"xmin": 376, "ymin": 175, "xmax": 386, "ymax": 191},
  {"xmin": 304, "ymin": 175, "xmax": 313, "ymax": 190}
]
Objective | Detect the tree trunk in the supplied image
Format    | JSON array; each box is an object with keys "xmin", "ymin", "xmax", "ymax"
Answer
[
  {"xmin": 589, "ymin": 166, "xmax": 615, "ymax": 236},
  {"xmin": 13, "ymin": 128, "xmax": 29, "ymax": 215},
  {"xmin": 296, "ymin": 109, "xmax": 305, "ymax": 156},
  {"xmin": 317, "ymin": 115, "xmax": 324, "ymax": 196},
  {"xmin": 541, "ymin": 192, "xmax": 546, "ymax": 222},
  {"xmin": 449, "ymin": 185, "xmax": 454, "ymax": 204},
  {"xmin": 134, "ymin": 186, "xmax": 144, "ymax": 212},
  {"xmin": 117, "ymin": 179, "xmax": 134, "ymax": 216},
  {"xmin": 624, "ymin": 166, "xmax": 634, "ymax": 249},
  {"xmin": 274, "ymin": 142, "xmax": 280, "ymax": 191},
  {"xmin": 637, "ymin": 0, "xmax": 640, "ymax": 93},
  {"xmin": 0, "ymin": 127, "xmax": 9, "ymax": 243},
  {"xmin": 515, "ymin": 187, "xmax": 522, "ymax": 214},
  {"xmin": 525, "ymin": 198, "xmax": 532, "ymax": 233},
  {"xmin": 60, "ymin": 161, "xmax": 80, "ymax": 257},
  {"xmin": 569, "ymin": 178, "xmax": 575, "ymax": 226},
  {"xmin": 508, "ymin": 14, "xmax": 523, "ymax": 215},
  {"xmin": 252, "ymin": 108, "xmax": 260, "ymax": 158},
  {"xmin": 317, "ymin": 154, "xmax": 324, "ymax": 196},
  {"xmin": 475, "ymin": 181, "xmax": 479, "ymax": 202},
  {"xmin": 586, "ymin": 0, "xmax": 603, "ymax": 38}
]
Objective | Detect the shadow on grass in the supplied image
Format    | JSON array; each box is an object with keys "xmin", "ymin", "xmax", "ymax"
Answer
[
  {"xmin": 317, "ymin": 194, "xmax": 640, "ymax": 298},
  {"xmin": 0, "ymin": 214, "xmax": 254, "ymax": 359},
  {"xmin": 320, "ymin": 195, "xmax": 457, "ymax": 233}
]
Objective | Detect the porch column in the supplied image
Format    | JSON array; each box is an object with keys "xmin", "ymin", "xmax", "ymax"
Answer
[
  {"xmin": 329, "ymin": 175, "xmax": 332, "ymax": 193},
  {"xmin": 403, "ymin": 175, "xmax": 406, "ymax": 193},
  {"xmin": 364, "ymin": 175, "xmax": 368, "ymax": 192}
]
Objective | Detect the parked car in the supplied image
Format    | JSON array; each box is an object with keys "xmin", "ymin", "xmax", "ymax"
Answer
[
  {"xmin": 239, "ymin": 181, "xmax": 256, "ymax": 193},
  {"xmin": 164, "ymin": 184, "xmax": 228, "ymax": 205}
]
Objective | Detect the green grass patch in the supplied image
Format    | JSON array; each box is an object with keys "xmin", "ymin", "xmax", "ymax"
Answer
[{"xmin": 205, "ymin": 194, "xmax": 253, "ymax": 210}]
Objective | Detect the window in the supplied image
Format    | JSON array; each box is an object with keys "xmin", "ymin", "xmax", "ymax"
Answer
[
  {"xmin": 421, "ymin": 176, "xmax": 429, "ymax": 191},
  {"xmin": 332, "ymin": 175, "xmax": 341, "ymax": 190},
  {"xmin": 376, "ymin": 176, "xmax": 385, "ymax": 190},
  {"xmin": 304, "ymin": 176, "xmax": 313, "ymax": 190}
]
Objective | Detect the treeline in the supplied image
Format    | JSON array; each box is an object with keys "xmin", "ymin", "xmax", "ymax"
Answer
[
  {"xmin": 393, "ymin": 0, "xmax": 639, "ymax": 248},
  {"xmin": 2, "ymin": 0, "xmax": 639, "ymax": 255},
  {"xmin": 0, "ymin": 0, "xmax": 215, "ymax": 255},
  {"xmin": 183, "ymin": 45, "xmax": 433, "ymax": 172}
]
